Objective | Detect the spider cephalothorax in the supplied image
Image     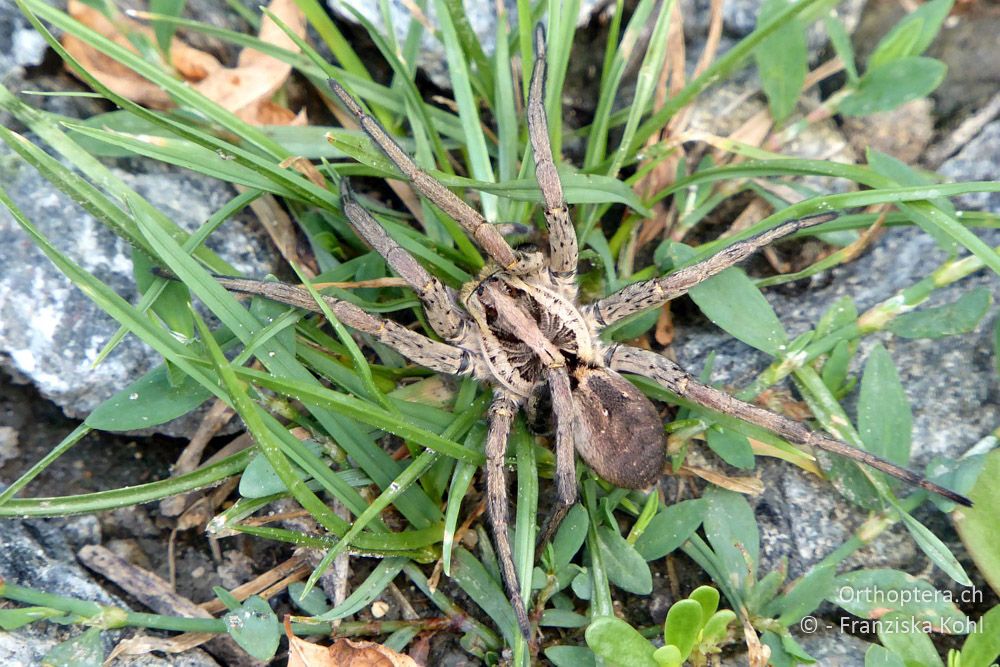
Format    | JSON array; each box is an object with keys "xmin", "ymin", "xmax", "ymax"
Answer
[{"xmin": 213, "ymin": 25, "xmax": 970, "ymax": 644}]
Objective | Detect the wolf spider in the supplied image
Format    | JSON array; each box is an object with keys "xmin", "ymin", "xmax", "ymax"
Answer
[{"xmin": 213, "ymin": 26, "xmax": 969, "ymax": 642}]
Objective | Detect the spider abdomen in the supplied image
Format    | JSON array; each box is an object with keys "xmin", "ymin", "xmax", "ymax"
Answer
[{"xmin": 570, "ymin": 366, "xmax": 666, "ymax": 490}]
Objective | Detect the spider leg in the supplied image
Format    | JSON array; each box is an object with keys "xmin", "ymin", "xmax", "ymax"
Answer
[
  {"xmin": 536, "ymin": 366, "xmax": 577, "ymax": 550},
  {"xmin": 588, "ymin": 213, "xmax": 837, "ymax": 327},
  {"xmin": 340, "ymin": 178, "xmax": 468, "ymax": 341},
  {"xmin": 606, "ymin": 344, "xmax": 972, "ymax": 507},
  {"xmin": 484, "ymin": 393, "xmax": 534, "ymax": 640},
  {"xmin": 328, "ymin": 80, "xmax": 522, "ymax": 270},
  {"xmin": 527, "ymin": 26, "xmax": 578, "ymax": 291},
  {"xmin": 213, "ymin": 276, "xmax": 475, "ymax": 377}
]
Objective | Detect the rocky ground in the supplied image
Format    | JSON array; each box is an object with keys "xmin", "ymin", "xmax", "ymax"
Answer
[{"xmin": 1, "ymin": 0, "xmax": 999, "ymax": 665}]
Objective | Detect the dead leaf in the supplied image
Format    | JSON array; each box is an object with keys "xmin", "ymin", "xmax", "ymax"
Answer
[
  {"xmin": 682, "ymin": 465, "xmax": 764, "ymax": 495},
  {"xmin": 62, "ymin": 0, "xmax": 305, "ymax": 125},
  {"xmin": 64, "ymin": 1, "xmax": 221, "ymax": 108},
  {"xmin": 287, "ymin": 636, "xmax": 420, "ymax": 667},
  {"xmin": 193, "ymin": 0, "xmax": 305, "ymax": 124}
]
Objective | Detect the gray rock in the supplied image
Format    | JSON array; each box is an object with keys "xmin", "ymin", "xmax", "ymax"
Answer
[
  {"xmin": 0, "ymin": 4, "xmax": 47, "ymax": 80},
  {"xmin": 939, "ymin": 121, "xmax": 1000, "ymax": 215},
  {"xmin": 327, "ymin": 0, "xmax": 602, "ymax": 89},
  {"xmin": 0, "ymin": 517, "xmax": 221, "ymax": 666},
  {"xmin": 0, "ymin": 517, "xmax": 122, "ymax": 665},
  {"xmin": 0, "ymin": 145, "xmax": 281, "ymax": 436}
]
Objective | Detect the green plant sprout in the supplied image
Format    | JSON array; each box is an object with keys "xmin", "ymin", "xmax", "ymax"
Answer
[{"xmin": 583, "ymin": 585, "xmax": 737, "ymax": 667}]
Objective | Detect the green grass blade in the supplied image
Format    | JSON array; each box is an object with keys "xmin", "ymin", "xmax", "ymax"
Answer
[
  {"xmin": 432, "ymin": 0, "xmax": 497, "ymax": 221},
  {"xmin": 0, "ymin": 424, "xmax": 91, "ymax": 506},
  {"xmin": 452, "ymin": 547, "xmax": 520, "ymax": 647},
  {"xmin": 606, "ymin": 0, "xmax": 675, "ymax": 178},
  {"xmin": 0, "ymin": 449, "xmax": 252, "ymax": 517},
  {"xmin": 236, "ymin": 368, "xmax": 482, "ymax": 464}
]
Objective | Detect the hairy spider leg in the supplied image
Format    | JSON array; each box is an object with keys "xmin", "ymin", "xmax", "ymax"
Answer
[
  {"xmin": 607, "ymin": 344, "xmax": 972, "ymax": 507},
  {"xmin": 538, "ymin": 365, "xmax": 577, "ymax": 550},
  {"xmin": 328, "ymin": 80, "xmax": 524, "ymax": 271},
  {"xmin": 482, "ymin": 393, "xmax": 532, "ymax": 638},
  {"xmin": 527, "ymin": 26, "xmax": 578, "ymax": 294},
  {"xmin": 587, "ymin": 212, "xmax": 838, "ymax": 327},
  {"xmin": 212, "ymin": 276, "xmax": 475, "ymax": 376},
  {"xmin": 339, "ymin": 178, "xmax": 469, "ymax": 342}
]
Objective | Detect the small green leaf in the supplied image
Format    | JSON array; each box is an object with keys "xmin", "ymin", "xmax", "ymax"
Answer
[
  {"xmin": 545, "ymin": 645, "xmax": 598, "ymax": 667},
  {"xmin": 831, "ymin": 569, "xmax": 969, "ymax": 629},
  {"xmin": 238, "ymin": 441, "xmax": 324, "ymax": 498},
  {"xmin": 960, "ymin": 604, "xmax": 1000, "ymax": 667},
  {"xmin": 869, "ymin": 18, "xmax": 924, "ymax": 70},
  {"xmin": 865, "ymin": 644, "xmax": 908, "ymax": 667},
  {"xmin": 86, "ymin": 364, "xmax": 211, "ymax": 431},
  {"xmin": 42, "ymin": 627, "xmax": 103, "ymax": 667},
  {"xmin": 287, "ymin": 582, "xmax": 331, "ymax": 616},
  {"xmin": 552, "ymin": 504, "xmax": 589, "ymax": 572},
  {"xmin": 132, "ymin": 249, "xmax": 193, "ymax": 341},
  {"xmin": 898, "ymin": 509, "xmax": 972, "ymax": 587},
  {"xmin": 878, "ymin": 611, "xmax": 945, "ymax": 667},
  {"xmin": 596, "ymin": 525, "xmax": 653, "ymax": 595},
  {"xmin": 669, "ymin": 243, "xmax": 788, "ymax": 355},
  {"xmin": 777, "ymin": 564, "xmax": 836, "ymax": 625},
  {"xmin": 925, "ymin": 454, "xmax": 986, "ymax": 513},
  {"xmin": 780, "ymin": 633, "xmax": 817, "ymax": 663},
  {"xmin": 869, "ymin": 0, "xmax": 954, "ymax": 69},
  {"xmin": 761, "ymin": 630, "xmax": 797, "ymax": 667},
  {"xmin": 688, "ymin": 585, "xmax": 720, "ymax": 624},
  {"xmin": 754, "ymin": 0, "xmax": 807, "ymax": 122},
  {"xmin": 955, "ymin": 450, "xmax": 1000, "ymax": 596},
  {"xmin": 702, "ymin": 609, "xmax": 737, "ymax": 643},
  {"xmin": 858, "ymin": 344, "xmax": 912, "ymax": 467},
  {"xmin": 223, "ymin": 596, "xmax": 280, "ymax": 660},
  {"xmin": 663, "ymin": 599, "xmax": 703, "ymax": 660},
  {"xmin": 839, "ymin": 57, "xmax": 947, "ymax": 116},
  {"xmin": 703, "ymin": 488, "xmax": 759, "ymax": 590},
  {"xmin": 584, "ymin": 616, "xmax": 657, "ymax": 667},
  {"xmin": 821, "ymin": 340, "xmax": 854, "ymax": 394},
  {"xmin": 634, "ymin": 499, "xmax": 706, "ymax": 560},
  {"xmin": 888, "ymin": 288, "xmax": 991, "ymax": 339},
  {"xmin": 706, "ymin": 425, "xmax": 755, "ymax": 469},
  {"xmin": 746, "ymin": 567, "xmax": 786, "ymax": 613},
  {"xmin": 571, "ymin": 570, "xmax": 593, "ymax": 600},
  {"xmin": 451, "ymin": 547, "xmax": 519, "ymax": 645},
  {"xmin": 816, "ymin": 296, "xmax": 858, "ymax": 337},
  {"xmin": 652, "ymin": 645, "xmax": 683, "ymax": 667},
  {"xmin": 149, "ymin": 0, "xmax": 187, "ymax": 54},
  {"xmin": 824, "ymin": 13, "xmax": 858, "ymax": 82}
]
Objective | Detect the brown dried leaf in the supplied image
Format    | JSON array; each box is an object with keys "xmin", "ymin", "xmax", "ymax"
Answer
[
  {"xmin": 64, "ymin": 1, "xmax": 220, "ymax": 108},
  {"xmin": 287, "ymin": 636, "xmax": 420, "ymax": 667},
  {"xmin": 193, "ymin": 0, "xmax": 305, "ymax": 124},
  {"xmin": 62, "ymin": 0, "xmax": 305, "ymax": 125},
  {"xmin": 682, "ymin": 465, "xmax": 764, "ymax": 495}
]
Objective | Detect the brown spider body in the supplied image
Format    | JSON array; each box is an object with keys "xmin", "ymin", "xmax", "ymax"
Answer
[
  {"xmin": 211, "ymin": 25, "xmax": 971, "ymax": 646},
  {"xmin": 460, "ymin": 257, "xmax": 666, "ymax": 491}
]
